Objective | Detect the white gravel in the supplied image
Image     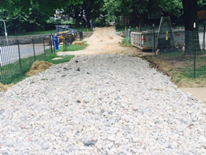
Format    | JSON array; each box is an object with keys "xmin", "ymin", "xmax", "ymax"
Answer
[{"xmin": 1, "ymin": 54, "xmax": 206, "ymax": 155}]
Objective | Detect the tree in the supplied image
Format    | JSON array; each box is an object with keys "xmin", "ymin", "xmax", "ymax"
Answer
[
  {"xmin": 0, "ymin": 0, "xmax": 84, "ymax": 33},
  {"xmin": 182, "ymin": 0, "xmax": 200, "ymax": 54},
  {"xmin": 0, "ymin": 0, "xmax": 83, "ymax": 17},
  {"xmin": 102, "ymin": 0, "xmax": 182, "ymax": 30},
  {"xmin": 0, "ymin": 4, "xmax": 51, "ymax": 34},
  {"xmin": 62, "ymin": 0, "xmax": 104, "ymax": 27}
]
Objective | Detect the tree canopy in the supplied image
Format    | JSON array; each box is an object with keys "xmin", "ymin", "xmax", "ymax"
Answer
[
  {"xmin": 103, "ymin": 0, "xmax": 182, "ymax": 18},
  {"xmin": 62, "ymin": 0, "xmax": 105, "ymax": 27},
  {"xmin": 0, "ymin": 0, "xmax": 83, "ymax": 16},
  {"xmin": 0, "ymin": 0, "xmax": 204, "ymax": 34}
]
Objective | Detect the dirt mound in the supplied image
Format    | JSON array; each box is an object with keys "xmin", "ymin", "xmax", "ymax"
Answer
[
  {"xmin": 26, "ymin": 61, "xmax": 53, "ymax": 77},
  {"xmin": 57, "ymin": 26, "xmax": 138, "ymax": 56},
  {"xmin": 0, "ymin": 83, "xmax": 13, "ymax": 92},
  {"xmin": 72, "ymin": 41, "xmax": 85, "ymax": 45},
  {"xmin": 84, "ymin": 27, "xmax": 123, "ymax": 44}
]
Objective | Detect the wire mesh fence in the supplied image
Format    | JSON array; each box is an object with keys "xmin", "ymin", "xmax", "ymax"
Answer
[
  {"xmin": 0, "ymin": 35, "xmax": 54, "ymax": 84},
  {"xmin": 130, "ymin": 22, "xmax": 206, "ymax": 79},
  {"xmin": 153, "ymin": 29, "xmax": 206, "ymax": 79},
  {"xmin": 193, "ymin": 29, "xmax": 206, "ymax": 78}
]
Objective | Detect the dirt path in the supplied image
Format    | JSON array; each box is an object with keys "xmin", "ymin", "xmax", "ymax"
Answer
[{"xmin": 57, "ymin": 26, "xmax": 139, "ymax": 56}]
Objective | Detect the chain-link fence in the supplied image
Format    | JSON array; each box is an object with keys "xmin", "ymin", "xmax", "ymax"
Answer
[{"xmin": 0, "ymin": 35, "xmax": 54, "ymax": 84}]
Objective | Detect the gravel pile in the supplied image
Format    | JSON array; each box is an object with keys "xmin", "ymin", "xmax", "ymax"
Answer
[{"xmin": 1, "ymin": 54, "xmax": 206, "ymax": 154}]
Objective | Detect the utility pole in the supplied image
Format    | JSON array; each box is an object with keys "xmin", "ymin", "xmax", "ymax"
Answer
[{"xmin": 0, "ymin": 19, "xmax": 9, "ymax": 45}]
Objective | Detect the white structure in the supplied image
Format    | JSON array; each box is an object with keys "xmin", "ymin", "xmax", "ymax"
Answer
[{"xmin": 0, "ymin": 19, "xmax": 8, "ymax": 45}]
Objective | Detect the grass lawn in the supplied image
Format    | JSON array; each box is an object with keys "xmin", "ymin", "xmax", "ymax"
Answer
[{"xmin": 57, "ymin": 43, "xmax": 88, "ymax": 52}]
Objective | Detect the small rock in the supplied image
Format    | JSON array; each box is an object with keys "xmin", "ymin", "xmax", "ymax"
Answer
[
  {"xmin": 108, "ymin": 127, "xmax": 119, "ymax": 134},
  {"xmin": 199, "ymin": 136, "xmax": 206, "ymax": 143},
  {"xmin": 108, "ymin": 135, "xmax": 116, "ymax": 141},
  {"xmin": 83, "ymin": 140, "xmax": 98, "ymax": 147}
]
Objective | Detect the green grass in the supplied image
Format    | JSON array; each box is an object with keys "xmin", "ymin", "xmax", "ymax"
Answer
[
  {"xmin": 44, "ymin": 53, "xmax": 74, "ymax": 64},
  {"xmin": 57, "ymin": 43, "xmax": 88, "ymax": 52},
  {"xmin": 181, "ymin": 64, "xmax": 206, "ymax": 79},
  {"xmin": 0, "ymin": 49, "xmax": 51, "ymax": 84},
  {"xmin": 158, "ymin": 51, "xmax": 185, "ymax": 58},
  {"xmin": 120, "ymin": 38, "xmax": 132, "ymax": 46}
]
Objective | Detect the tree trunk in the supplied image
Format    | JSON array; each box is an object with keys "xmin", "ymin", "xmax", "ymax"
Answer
[
  {"xmin": 182, "ymin": 0, "xmax": 200, "ymax": 55},
  {"xmin": 75, "ymin": 11, "xmax": 80, "ymax": 28},
  {"xmin": 139, "ymin": 14, "xmax": 145, "ymax": 31}
]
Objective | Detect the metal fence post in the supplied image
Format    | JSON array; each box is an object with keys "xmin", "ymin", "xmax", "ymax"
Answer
[
  {"xmin": 52, "ymin": 34, "xmax": 55, "ymax": 53},
  {"xmin": 203, "ymin": 21, "xmax": 206, "ymax": 50},
  {"xmin": 32, "ymin": 39, "xmax": 36, "ymax": 61},
  {"xmin": 17, "ymin": 40, "xmax": 22, "ymax": 71},
  {"xmin": 79, "ymin": 31, "xmax": 83, "ymax": 40},
  {"xmin": 127, "ymin": 28, "xmax": 131, "ymax": 44},
  {"xmin": 152, "ymin": 24, "xmax": 156, "ymax": 56},
  {"xmin": 0, "ymin": 56, "xmax": 2, "ymax": 83},
  {"xmin": 194, "ymin": 29, "xmax": 197, "ymax": 78},
  {"xmin": 50, "ymin": 34, "xmax": 53, "ymax": 54},
  {"xmin": 64, "ymin": 36, "xmax": 67, "ymax": 51},
  {"xmin": 43, "ymin": 38, "xmax": 46, "ymax": 58},
  {"xmin": 0, "ymin": 64, "xmax": 1, "ymax": 83},
  {"xmin": 63, "ymin": 36, "xmax": 65, "ymax": 50}
]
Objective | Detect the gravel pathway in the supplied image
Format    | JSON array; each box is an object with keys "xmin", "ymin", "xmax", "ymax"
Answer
[{"xmin": 1, "ymin": 54, "xmax": 206, "ymax": 155}]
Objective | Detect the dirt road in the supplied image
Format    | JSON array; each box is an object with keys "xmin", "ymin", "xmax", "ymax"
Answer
[{"xmin": 57, "ymin": 26, "xmax": 139, "ymax": 56}]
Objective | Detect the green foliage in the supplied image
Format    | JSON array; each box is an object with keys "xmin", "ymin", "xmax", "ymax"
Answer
[
  {"xmin": 121, "ymin": 37, "xmax": 132, "ymax": 46},
  {"xmin": 95, "ymin": 19, "xmax": 106, "ymax": 27},
  {"xmin": 62, "ymin": 0, "xmax": 105, "ymax": 27},
  {"xmin": 0, "ymin": 0, "xmax": 83, "ymax": 16},
  {"xmin": 0, "ymin": 4, "xmax": 51, "ymax": 34},
  {"xmin": 103, "ymin": 0, "xmax": 183, "ymax": 24},
  {"xmin": 46, "ymin": 17, "xmax": 75, "ymax": 25}
]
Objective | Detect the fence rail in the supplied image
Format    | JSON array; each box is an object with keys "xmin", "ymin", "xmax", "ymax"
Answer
[{"xmin": 0, "ymin": 35, "xmax": 55, "ymax": 84}]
